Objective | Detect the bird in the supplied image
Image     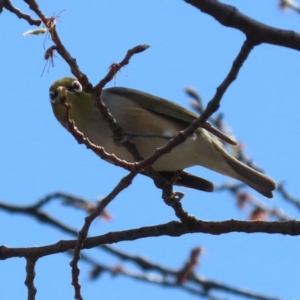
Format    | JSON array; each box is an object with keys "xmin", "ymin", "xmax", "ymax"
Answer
[{"xmin": 49, "ymin": 77, "xmax": 277, "ymax": 198}]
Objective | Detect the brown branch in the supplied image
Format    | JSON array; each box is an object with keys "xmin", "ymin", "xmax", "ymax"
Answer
[
  {"xmin": 0, "ymin": 196, "xmax": 291, "ymax": 300},
  {"xmin": 3, "ymin": 0, "xmax": 41, "ymax": 25},
  {"xmin": 50, "ymin": 26, "xmax": 92, "ymax": 90},
  {"xmin": 25, "ymin": 257, "xmax": 37, "ymax": 300},
  {"xmin": 93, "ymin": 246, "xmax": 282, "ymax": 300},
  {"xmin": 30, "ymin": 191, "xmax": 93, "ymax": 210},
  {"xmin": 185, "ymin": 0, "xmax": 300, "ymax": 51},
  {"xmin": 77, "ymin": 252, "xmax": 222, "ymax": 300},
  {"xmin": 78, "ymin": 250, "xmax": 282, "ymax": 300},
  {"xmin": 79, "ymin": 255, "xmax": 218, "ymax": 300},
  {"xmin": 0, "ymin": 198, "xmax": 81, "ymax": 235},
  {"xmin": 0, "ymin": 195, "xmax": 287, "ymax": 300},
  {"xmin": 69, "ymin": 172, "xmax": 137, "ymax": 300},
  {"xmin": 1, "ymin": 220, "xmax": 300, "ymax": 260},
  {"xmin": 83, "ymin": 219, "xmax": 300, "ymax": 245},
  {"xmin": 93, "ymin": 44, "xmax": 150, "ymax": 95}
]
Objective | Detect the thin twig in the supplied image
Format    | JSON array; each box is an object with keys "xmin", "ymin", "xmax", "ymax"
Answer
[
  {"xmin": 277, "ymin": 184, "xmax": 300, "ymax": 212},
  {"xmin": 25, "ymin": 257, "xmax": 37, "ymax": 300},
  {"xmin": 69, "ymin": 172, "xmax": 136, "ymax": 300}
]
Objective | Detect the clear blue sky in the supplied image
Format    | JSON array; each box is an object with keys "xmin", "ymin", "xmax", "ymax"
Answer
[{"xmin": 0, "ymin": 1, "xmax": 299, "ymax": 299}]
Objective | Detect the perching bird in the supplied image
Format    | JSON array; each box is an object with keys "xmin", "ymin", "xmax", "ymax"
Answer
[{"xmin": 49, "ymin": 77, "xmax": 277, "ymax": 198}]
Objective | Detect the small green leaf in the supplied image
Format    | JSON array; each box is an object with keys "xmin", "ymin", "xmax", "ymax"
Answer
[{"xmin": 23, "ymin": 28, "xmax": 48, "ymax": 36}]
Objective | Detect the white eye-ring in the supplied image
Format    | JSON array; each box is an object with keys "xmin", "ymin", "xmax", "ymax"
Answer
[
  {"xmin": 71, "ymin": 80, "xmax": 82, "ymax": 93},
  {"xmin": 49, "ymin": 90, "xmax": 57, "ymax": 104}
]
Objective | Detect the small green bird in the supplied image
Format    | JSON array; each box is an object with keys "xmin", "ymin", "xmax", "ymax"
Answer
[{"xmin": 49, "ymin": 77, "xmax": 277, "ymax": 198}]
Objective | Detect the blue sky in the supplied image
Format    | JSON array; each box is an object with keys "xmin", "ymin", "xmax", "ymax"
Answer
[{"xmin": 0, "ymin": 1, "xmax": 299, "ymax": 299}]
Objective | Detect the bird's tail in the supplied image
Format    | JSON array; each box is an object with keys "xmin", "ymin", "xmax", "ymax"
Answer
[{"xmin": 220, "ymin": 152, "xmax": 277, "ymax": 198}]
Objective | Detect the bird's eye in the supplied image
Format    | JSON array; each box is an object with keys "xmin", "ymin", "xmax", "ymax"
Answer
[
  {"xmin": 71, "ymin": 80, "xmax": 82, "ymax": 93},
  {"xmin": 49, "ymin": 90, "xmax": 57, "ymax": 104}
]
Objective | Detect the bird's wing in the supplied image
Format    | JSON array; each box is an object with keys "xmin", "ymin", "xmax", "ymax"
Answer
[
  {"xmin": 201, "ymin": 122, "xmax": 238, "ymax": 146},
  {"xmin": 105, "ymin": 87, "xmax": 237, "ymax": 145}
]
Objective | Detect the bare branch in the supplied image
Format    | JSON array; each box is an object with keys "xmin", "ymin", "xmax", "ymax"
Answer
[
  {"xmin": 78, "ymin": 252, "xmax": 274, "ymax": 300},
  {"xmin": 185, "ymin": 0, "xmax": 300, "ymax": 51},
  {"xmin": 93, "ymin": 247, "xmax": 282, "ymax": 300},
  {"xmin": 93, "ymin": 44, "xmax": 150, "ymax": 95},
  {"xmin": 25, "ymin": 257, "xmax": 37, "ymax": 300},
  {"xmin": 69, "ymin": 172, "xmax": 136, "ymax": 299},
  {"xmin": 1, "ymin": 220, "xmax": 300, "ymax": 261},
  {"xmin": 3, "ymin": 0, "xmax": 41, "ymax": 25}
]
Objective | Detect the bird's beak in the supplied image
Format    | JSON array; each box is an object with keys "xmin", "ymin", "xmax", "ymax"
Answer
[{"xmin": 56, "ymin": 86, "xmax": 68, "ymax": 104}]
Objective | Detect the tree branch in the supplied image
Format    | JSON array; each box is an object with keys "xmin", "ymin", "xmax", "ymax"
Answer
[{"xmin": 185, "ymin": 0, "xmax": 300, "ymax": 51}]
